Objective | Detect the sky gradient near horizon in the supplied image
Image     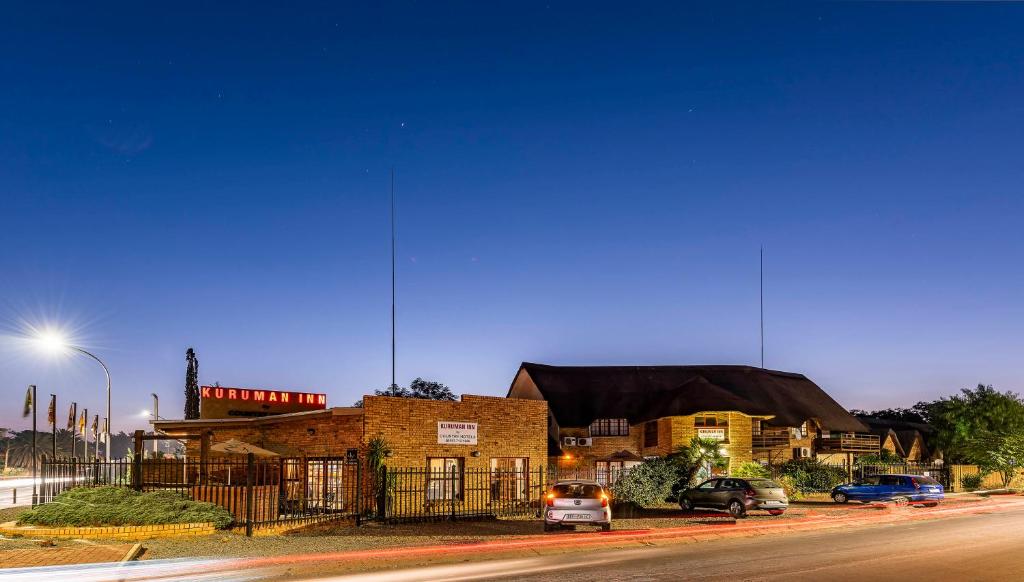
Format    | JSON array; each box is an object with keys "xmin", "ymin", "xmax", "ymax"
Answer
[{"xmin": 2, "ymin": 2, "xmax": 1023, "ymax": 431}]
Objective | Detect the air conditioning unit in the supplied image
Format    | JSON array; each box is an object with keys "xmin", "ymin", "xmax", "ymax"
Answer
[
  {"xmin": 794, "ymin": 447, "xmax": 812, "ymax": 459},
  {"xmin": 577, "ymin": 437, "xmax": 593, "ymax": 447},
  {"xmin": 563, "ymin": 437, "xmax": 577, "ymax": 447}
]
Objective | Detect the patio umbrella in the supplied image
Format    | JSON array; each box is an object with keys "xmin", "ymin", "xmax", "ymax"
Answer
[{"xmin": 209, "ymin": 439, "xmax": 279, "ymax": 457}]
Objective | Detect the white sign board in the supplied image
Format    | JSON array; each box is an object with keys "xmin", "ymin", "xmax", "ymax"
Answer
[
  {"xmin": 697, "ymin": 427, "xmax": 727, "ymax": 441},
  {"xmin": 438, "ymin": 422, "xmax": 478, "ymax": 445}
]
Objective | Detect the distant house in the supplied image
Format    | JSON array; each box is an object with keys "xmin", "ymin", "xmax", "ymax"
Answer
[
  {"xmin": 507, "ymin": 362, "xmax": 878, "ymax": 479},
  {"xmin": 855, "ymin": 415, "xmax": 936, "ymax": 462}
]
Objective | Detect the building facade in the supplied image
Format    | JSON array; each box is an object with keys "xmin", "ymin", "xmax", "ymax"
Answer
[{"xmin": 507, "ymin": 362, "xmax": 879, "ymax": 478}]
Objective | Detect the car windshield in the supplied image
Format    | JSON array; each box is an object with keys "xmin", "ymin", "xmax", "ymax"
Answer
[
  {"xmin": 746, "ymin": 479, "xmax": 782, "ymax": 488},
  {"xmin": 551, "ymin": 483, "xmax": 604, "ymax": 499},
  {"xmin": 912, "ymin": 476, "xmax": 941, "ymax": 485}
]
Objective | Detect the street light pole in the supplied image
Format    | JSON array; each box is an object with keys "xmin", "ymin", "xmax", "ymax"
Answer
[
  {"xmin": 68, "ymin": 347, "xmax": 112, "ymax": 461},
  {"xmin": 151, "ymin": 393, "xmax": 159, "ymax": 456}
]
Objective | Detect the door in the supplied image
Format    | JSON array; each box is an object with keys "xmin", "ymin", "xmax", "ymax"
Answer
[
  {"xmin": 879, "ymin": 475, "xmax": 904, "ymax": 499},
  {"xmin": 847, "ymin": 475, "xmax": 880, "ymax": 500},
  {"xmin": 715, "ymin": 478, "xmax": 744, "ymax": 508},
  {"xmin": 690, "ymin": 479, "xmax": 719, "ymax": 506},
  {"xmin": 490, "ymin": 458, "xmax": 528, "ymax": 501}
]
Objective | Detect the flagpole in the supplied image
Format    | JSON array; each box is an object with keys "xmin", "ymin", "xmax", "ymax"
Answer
[
  {"xmin": 31, "ymin": 385, "xmax": 37, "ymax": 505},
  {"xmin": 82, "ymin": 408, "xmax": 88, "ymax": 462},
  {"xmin": 70, "ymin": 402, "xmax": 78, "ymax": 460},
  {"xmin": 50, "ymin": 394, "xmax": 56, "ymax": 460}
]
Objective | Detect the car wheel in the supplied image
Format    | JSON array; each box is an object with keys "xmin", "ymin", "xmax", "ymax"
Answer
[
  {"xmin": 923, "ymin": 501, "xmax": 938, "ymax": 508},
  {"xmin": 832, "ymin": 492, "xmax": 848, "ymax": 504},
  {"xmin": 601, "ymin": 524, "xmax": 611, "ymax": 532},
  {"xmin": 767, "ymin": 509, "xmax": 785, "ymax": 516},
  {"xmin": 728, "ymin": 500, "xmax": 747, "ymax": 519},
  {"xmin": 680, "ymin": 498, "xmax": 694, "ymax": 512}
]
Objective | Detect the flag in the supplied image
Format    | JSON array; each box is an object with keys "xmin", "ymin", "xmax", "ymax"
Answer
[
  {"xmin": 67, "ymin": 404, "xmax": 76, "ymax": 430},
  {"xmin": 102, "ymin": 418, "xmax": 108, "ymax": 437},
  {"xmin": 91, "ymin": 415, "xmax": 98, "ymax": 437},
  {"xmin": 47, "ymin": 395, "xmax": 56, "ymax": 425},
  {"xmin": 22, "ymin": 387, "xmax": 33, "ymax": 418},
  {"xmin": 79, "ymin": 411, "xmax": 86, "ymax": 434}
]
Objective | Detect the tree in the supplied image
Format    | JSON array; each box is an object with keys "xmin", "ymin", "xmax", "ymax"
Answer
[
  {"xmin": 966, "ymin": 431, "xmax": 1024, "ymax": 488},
  {"xmin": 353, "ymin": 378, "xmax": 457, "ymax": 406},
  {"xmin": 670, "ymin": 437, "xmax": 727, "ymax": 489},
  {"xmin": 184, "ymin": 348, "xmax": 200, "ymax": 420},
  {"xmin": 850, "ymin": 406, "xmax": 929, "ymax": 424},
  {"xmin": 920, "ymin": 384, "xmax": 1024, "ymax": 464}
]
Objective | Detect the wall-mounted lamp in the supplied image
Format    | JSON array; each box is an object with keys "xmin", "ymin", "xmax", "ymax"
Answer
[
  {"xmin": 470, "ymin": 451, "xmax": 481, "ymax": 458},
  {"xmin": 384, "ymin": 451, "xmax": 394, "ymax": 458},
  {"xmin": 307, "ymin": 428, "xmax": 316, "ymax": 436}
]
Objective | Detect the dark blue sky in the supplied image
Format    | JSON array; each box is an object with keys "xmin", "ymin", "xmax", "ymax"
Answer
[{"xmin": 2, "ymin": 2, "xmax": 1023, "ymax": 430}]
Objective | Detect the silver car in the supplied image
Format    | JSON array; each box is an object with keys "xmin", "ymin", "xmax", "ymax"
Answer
[{"xmin": 544, "ymin": 480, "xmax": 612, "ymax": 532}]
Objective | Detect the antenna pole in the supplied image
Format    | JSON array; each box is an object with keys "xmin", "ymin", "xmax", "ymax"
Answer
[
  {"xmin": 390, "ymin": 167, "xmax": 396, "ymax": 391},
  {"xmin": 760, "ymin": 246, "xmax": 764, "ymax": 368}
]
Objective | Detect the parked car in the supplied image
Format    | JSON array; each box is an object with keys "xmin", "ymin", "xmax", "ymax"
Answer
[
  {"xmin": 544, "ymin": 480, "xmax": 612, "ymax": 532},
  {"xmin": 831, "ymin": 474, "xmax": 944, "ymax": 505},
  {"xmin": 678, "ymin": 477, "xmax": 788, "ymax": 518}
]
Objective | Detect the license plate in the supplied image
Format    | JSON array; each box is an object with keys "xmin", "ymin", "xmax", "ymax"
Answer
[
  {"xmin": 564, "ymin": 513, "xmax": 590, "ymax": 520},
  {"xmin": 762, "ymin": 500, "xmax": 780, "ymax": 505}
]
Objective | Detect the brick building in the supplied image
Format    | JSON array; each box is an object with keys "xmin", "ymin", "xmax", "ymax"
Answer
[
  {"xmin": 507, "ymin": 362, "xmax": 878, "ymax": 480},
  {"xmin": 154, "ymin": 394, "xmax": 548, "ymax": 494}
]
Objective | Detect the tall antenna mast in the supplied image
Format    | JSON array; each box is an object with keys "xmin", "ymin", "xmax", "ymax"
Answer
[
  {"xmin": 390, "ymin": 167, "xmax": 397, "ymax": 391},
  {"xmin": 760, "ymin": 245, "xmax": 764, "ymax": 368}
]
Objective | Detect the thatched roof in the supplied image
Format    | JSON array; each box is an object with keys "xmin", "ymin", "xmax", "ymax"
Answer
[{"xmin": 509, "ymin": 362, "xmax": 867, "ymax": 432}]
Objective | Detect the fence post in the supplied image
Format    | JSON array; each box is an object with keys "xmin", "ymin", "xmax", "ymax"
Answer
[
  {"xmin": 93, "ymin": 457, "xmax": 100, "ymax": 486},
  {"xmin": 245, "ymin": 453, "xmax": 255, "ymax": 537},
  {"xmin": 355, "ymin": 459, "xmax": 362, "ymax": 527},
  {"xmin": 39, "ymin": 455, "xmax": 47, "ymax": 505},
  {"xmin": 132, "ymin": 431, "xmax": 144, "ymax": 491},
  {"xmin": 450, "ymin": 464, "xmax": 457, "ymax": 521}
]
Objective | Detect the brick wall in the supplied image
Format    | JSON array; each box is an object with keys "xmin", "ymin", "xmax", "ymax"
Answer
[{"xmin": 362, "ymin": 395, "xmax": 548, "ymax": 472}]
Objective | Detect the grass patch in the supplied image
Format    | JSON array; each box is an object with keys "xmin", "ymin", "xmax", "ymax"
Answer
[{"xmin": 17, "ymin": 486, "xmax": 234, "ymax": 529}]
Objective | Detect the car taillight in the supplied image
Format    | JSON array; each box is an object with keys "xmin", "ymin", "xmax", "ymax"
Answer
[
  {"xmin": 911, "ymin": 478, "xmax": 921, "ymax": 489},
  {"xmin": 546, "ymin": 493, "xmax": 555, "ymax": 507},
  {"xmin": 745, "ymin": 488, "xmax": 756, "ymax": 497},
  {"xmin": 600, "ymin": 494, "xmax": 609, "ymax": 508}
]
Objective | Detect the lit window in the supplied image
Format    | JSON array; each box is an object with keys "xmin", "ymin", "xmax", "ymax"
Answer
[
  {"xmin": 427, "ymin": 457, "xmax": 463, "ymax": 501},
  {"xmin": 644, "ymin": 421, "xmax": 659, "ymax": 447},
  {"xmin": 694, "ymin": 415, "xmax": 729, "ymax": 427}
]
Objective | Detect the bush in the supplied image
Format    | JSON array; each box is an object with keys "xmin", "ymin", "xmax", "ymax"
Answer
[
  {"xmin": 960, "ymin": 473, "xmax": 985, "ymax": 491},
  {"xmin": 732, "ymin": 462, "xmax": 772, "ymax": 479},
  {"xmin": 609, "ymin": 458, "xmax": 679, "ymax": 508},
  {"xmin": 775, "ymin": 474, "xmax": 803, "ymax": 501},
  {"xmin": 777, "ymin": 459, "xmax": 848, "ymax": 494},
  {"xmin": 18, "ymin": 486, "xmax": 234, "ymax": 529}
]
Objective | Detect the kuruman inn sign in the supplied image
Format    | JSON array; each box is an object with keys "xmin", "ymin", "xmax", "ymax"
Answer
[
  {"xmin": 200, "ymin": 386, "xmax": 328, "ymax": 419},
  {"xmin": 437, "ymin": 421, "xmax": 478, "ymax": 445}
]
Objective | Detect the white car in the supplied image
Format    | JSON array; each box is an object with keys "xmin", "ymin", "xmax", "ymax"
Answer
[{"xmin": 543, "ymin": 480, "xmax": 612, "ymax": 532}]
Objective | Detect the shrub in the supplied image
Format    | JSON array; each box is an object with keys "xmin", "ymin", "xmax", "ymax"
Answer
[
  {"xmin": 960, "ymin": 473, "xmax": 985, "ymax": 491},
  {"xmin": 18, "ymin": 486, "xmax": 234, "ymax": 529},
  {"xmin": 775, "ymin": 474, "xmax": 803, "ymax": 501},
  {"xmin": 609, "ymin": 458, "xmax": 679, "ymax": 508},
  {"xmin": 777, "ymin": 459, "xmax": 848, "ymax": 494},
  {"xmin": 732, "ymin": 462, "xmax": 771, "ymax": 479}
]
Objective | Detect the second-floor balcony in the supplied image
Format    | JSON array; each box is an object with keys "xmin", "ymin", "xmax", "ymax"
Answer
[
  {"xmin": 815, "ymin": 433, "xmax": 880, "ymax": 453},
  {"xmin": 752, "ymin": 428, "xmax": 791, "ymax": 449}
]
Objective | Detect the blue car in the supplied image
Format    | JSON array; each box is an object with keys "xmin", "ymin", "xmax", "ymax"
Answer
[{"xmin": 831, "ymin": 474, "xmax": 944, "ymax": 505}]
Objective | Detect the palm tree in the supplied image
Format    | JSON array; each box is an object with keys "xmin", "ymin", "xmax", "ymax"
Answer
[{"xmin": 671, "ymin": 437, "xmax": 727, "ymax": 487}]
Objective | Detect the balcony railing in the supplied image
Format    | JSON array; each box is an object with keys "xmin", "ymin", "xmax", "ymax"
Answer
[
  {"xmin": 752, "ymin": 429, "xmax": 791, "ymax": 449},
  {"xmin": 815, "ymin": 433, "xmax": 880, "ymax": 453}
]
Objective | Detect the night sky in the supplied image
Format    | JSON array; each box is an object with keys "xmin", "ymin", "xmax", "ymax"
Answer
[{"xmin": 2, "ymin": 2, "xmax": 1023, "ymax": 431}]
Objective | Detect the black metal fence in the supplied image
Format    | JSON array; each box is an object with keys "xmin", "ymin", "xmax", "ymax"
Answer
[
  {"xmin": 382, "ymin": 467, "xmax": 546, "ymax": 522},
  {"xmin": 857, "ymin": 463, "xmax": 951, "ymax": 487}
]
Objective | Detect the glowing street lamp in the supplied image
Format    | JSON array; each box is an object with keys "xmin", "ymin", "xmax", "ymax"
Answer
[{"xmin": 33, "ymin": 331, "xmax": 113, "ymax": 461}]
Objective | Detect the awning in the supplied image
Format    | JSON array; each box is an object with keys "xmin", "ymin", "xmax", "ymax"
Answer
[{"xmin": 209, "ymin": 439, "xmax": 280, "ymax": 457}]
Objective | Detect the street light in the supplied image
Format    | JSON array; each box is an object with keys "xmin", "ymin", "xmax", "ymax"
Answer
[{"xmin": 33, "ymin": 331, "xmax": 112, "ymax": 461}]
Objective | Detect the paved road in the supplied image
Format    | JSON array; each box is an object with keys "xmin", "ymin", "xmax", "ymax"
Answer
[
  {"xmin": 0, "ymin": 480, "xmax": 35, "ymax": 509},
  {"xmin": 314, "ymin": 505, "xmax": 1024, "ymax": 582}
]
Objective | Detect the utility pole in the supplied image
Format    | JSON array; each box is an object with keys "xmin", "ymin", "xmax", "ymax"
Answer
[
  {"xmin": 390, "ymin": 166, "xmax": 397, "ymax": 392},
  {"xmin": 760, "ymin": 246, "xmax": 765, "ymax": 369}
]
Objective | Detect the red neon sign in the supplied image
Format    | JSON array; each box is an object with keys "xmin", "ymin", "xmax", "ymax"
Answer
[{"xmin": 200, "ymin": 386, "xmax": 327, "ymax": 408}]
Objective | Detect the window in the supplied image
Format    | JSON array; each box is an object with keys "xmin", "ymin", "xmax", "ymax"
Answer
[
  {"xmin": 490, "ymin": 458, "xmax": 529, "ymax": 501},
  {"xmin": 589, "ymin": 418, "xmax": 629, "ymax": 437},
  {"xmin": 644, "ymin": 421, "xmax": 659, "ymax": 448},
  {"xmin": 427, "ymin": 457, "xmax": 464, "ymax": 501},
  {"xmin": 694, "ymin": 415, "xmax": 729, "ymax": 427},
  {"xmin": 696, "ymin": 479, "xmax": 718, "ymax": 490},
  {"xmin": 551, "ymin": 483, "xmax": 605, "ymax": 499}
]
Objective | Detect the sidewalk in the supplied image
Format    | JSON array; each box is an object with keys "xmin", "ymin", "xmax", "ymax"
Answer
[{"xmin": 0, "ymin": 543, "xmax": 136, "ymax": 569}]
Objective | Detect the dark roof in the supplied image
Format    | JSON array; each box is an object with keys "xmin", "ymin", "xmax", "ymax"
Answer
[{"xmin": 511, "ymin": 362, "xmax": 868, "ymax": 432}]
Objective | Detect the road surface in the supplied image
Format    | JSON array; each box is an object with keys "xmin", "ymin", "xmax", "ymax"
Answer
[
  {"xmin": 310, "ymin": 505, "xmax": 1024, "ymax": 581},
  {"xmin": 0, "ymin": 479, "xmax": 35, "ymax": 508}
]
